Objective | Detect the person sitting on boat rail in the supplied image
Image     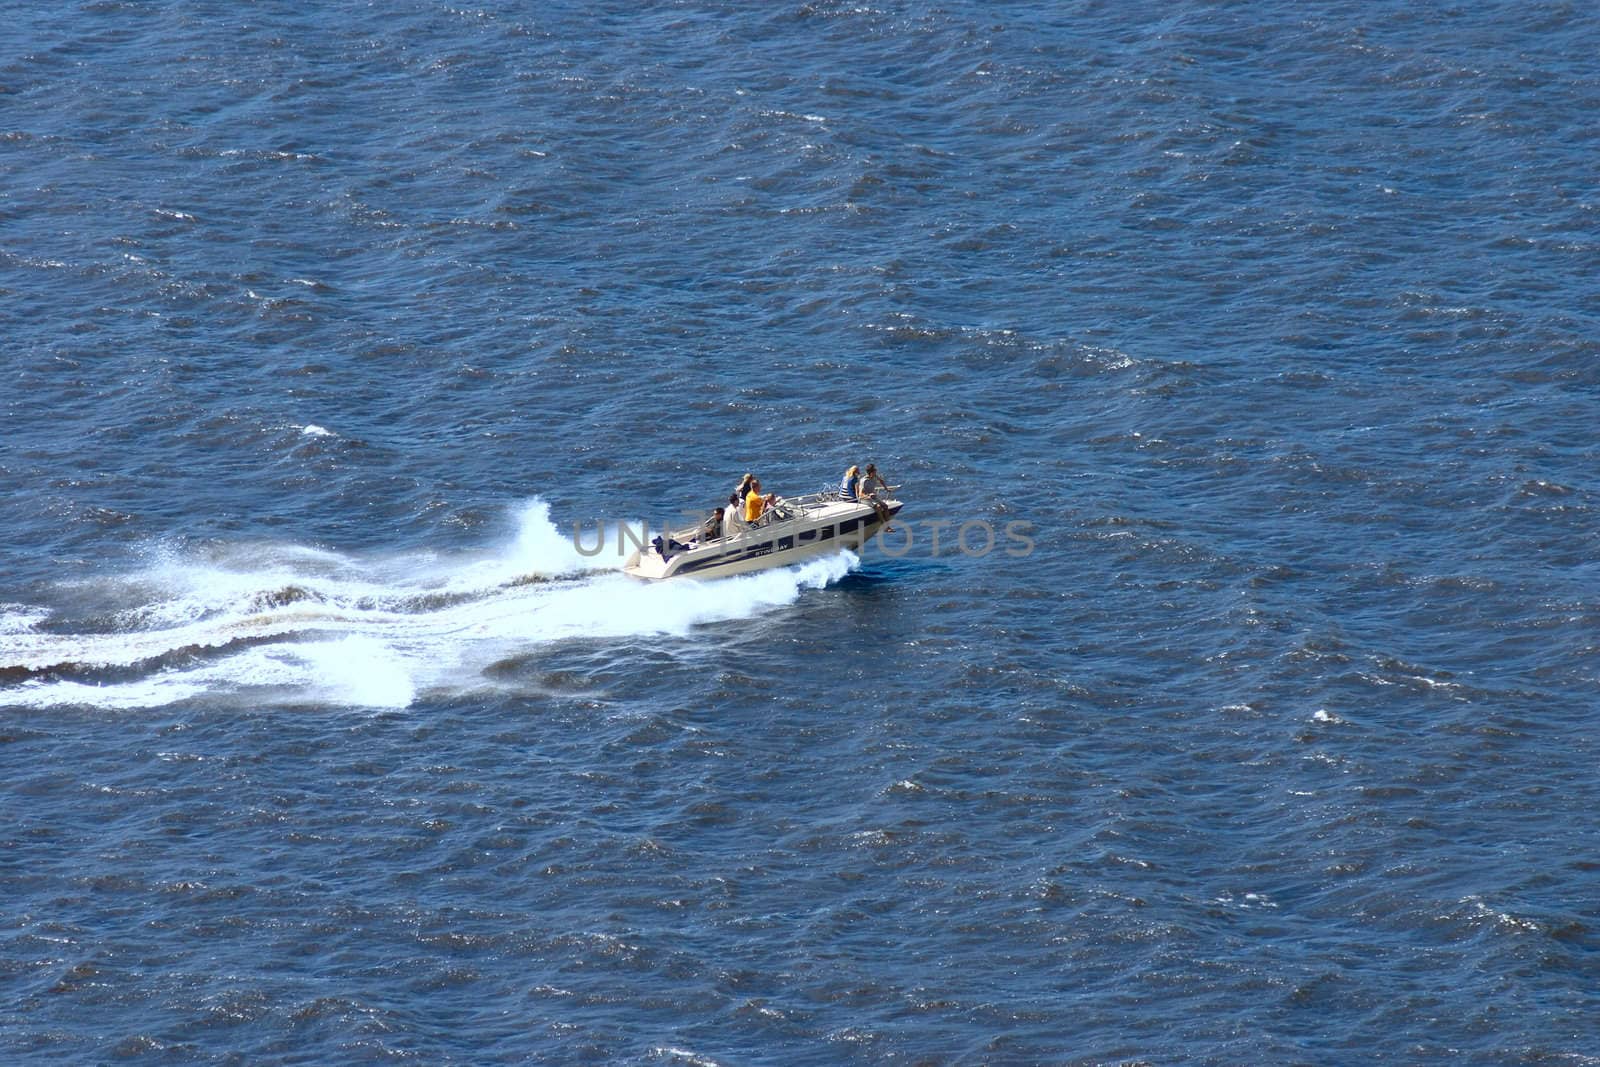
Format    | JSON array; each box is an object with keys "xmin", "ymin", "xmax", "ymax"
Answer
[
  {"xmin": 860, "ymin": 462, "xmax": 890, "ymax": 497},
  {"xmin": 839, "ymin": 464, "xmax": 861, "ymax": 501},
  {"xmin": 859, "ymin": 462, "xmax": 894, "ymax": 531},
  {"xmin": 744, "ymin": 478, "xmax": 775, "ymax": 524}
]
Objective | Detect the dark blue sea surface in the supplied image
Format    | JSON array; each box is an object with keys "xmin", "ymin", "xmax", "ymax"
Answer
[{"xmin": 4, "ymin": 1, "xmax": 1600, "ymax": 1062}]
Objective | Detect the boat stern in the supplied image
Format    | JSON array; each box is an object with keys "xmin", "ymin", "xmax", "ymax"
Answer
[{"xmin": 622, "ymin": 548, "xmax": 673, "ymax": 580}]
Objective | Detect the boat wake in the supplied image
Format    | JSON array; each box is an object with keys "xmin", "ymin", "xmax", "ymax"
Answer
[{"xmin": 0, "ymin": 500, "xmax": 860, "ymax": 711}]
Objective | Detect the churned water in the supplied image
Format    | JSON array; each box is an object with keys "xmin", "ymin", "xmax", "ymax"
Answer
[{"xmin": 4, "ymin": 2, "xmax": 1599, "ymax": 1063}]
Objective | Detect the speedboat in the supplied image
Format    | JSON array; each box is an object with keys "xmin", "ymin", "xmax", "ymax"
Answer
[{"xmin": 622, "ymin": 488, "xmax": 903, "ymax": 580}]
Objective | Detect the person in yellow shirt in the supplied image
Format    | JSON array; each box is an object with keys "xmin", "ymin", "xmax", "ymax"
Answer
[{"xmin": 744, "ymin": 478, "xmax": 775, "ymax": 523}]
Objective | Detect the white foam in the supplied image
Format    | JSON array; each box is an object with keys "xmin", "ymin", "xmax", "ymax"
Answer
[
  {"xmin": 442, "ymin": 498, "xmax": 625, "ymax": 587},
  {"xmin": 651, "ymin": 1048, "xmax": 723, "ymax": 1067},
  {"xmin": 260, "ymin": 636, "xmax": 416, "ymax": 708},
  {"xmin": 0, "ymin": 604, "xmax": 49, "ymax": 635},
  {"xmin": 7, "ymin": 676, "xmax": 212, "ymax": 711},
  {"xmin": 0, "ymin": 501, "xmax": 861, "ymax": 711}
]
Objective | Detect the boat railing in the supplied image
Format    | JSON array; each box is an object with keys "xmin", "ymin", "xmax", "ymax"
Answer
[
  {"xmin": 788, "ymin": 488, "xmax": 846, "ymax": 509},
  {"xmin": 656, "ymin": 485, "xmax": 899, "ymax": 554}
]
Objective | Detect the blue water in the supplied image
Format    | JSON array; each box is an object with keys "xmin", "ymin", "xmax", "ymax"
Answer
[{"xmin": 5, "ymin": 1, "xmax": 1600, "ymax": 1062}]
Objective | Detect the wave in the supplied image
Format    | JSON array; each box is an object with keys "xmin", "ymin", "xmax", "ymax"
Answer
[{"xmin": 0, "ymin": 500, "xmax": 860, "ymax": 711}]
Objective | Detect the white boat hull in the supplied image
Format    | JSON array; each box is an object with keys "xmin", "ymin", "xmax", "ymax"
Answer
[{"xmin": 623, "ymin": 496, "xmax": 902, "ymax": 581}]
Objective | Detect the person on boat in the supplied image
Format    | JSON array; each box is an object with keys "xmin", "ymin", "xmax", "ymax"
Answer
[
  {"xmin": 860, "ymin": 463, "xmax": 891, "ymax": 497},
  {"xmin": 839, "ymin": 464, "xmax": 861, "ymax": 501},
  {"xmin": 744, "ymin": 478, "xmax": 775, "ymax": 524},
  {"xmin": 730, "ymin": 473, "xmax": 759, "ymax": 528},
  {"xmin": 700, "ymin": 507, "xmax": 725, "ymax": 543},
  {"xmin": 859, "ymin": 462, "xmax": 894, "ymax": 530}
]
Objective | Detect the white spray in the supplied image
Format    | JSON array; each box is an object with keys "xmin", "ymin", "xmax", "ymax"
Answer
[{"xmin": 0, "ymin": 500, "xmax": 860, "ymax": 711}]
